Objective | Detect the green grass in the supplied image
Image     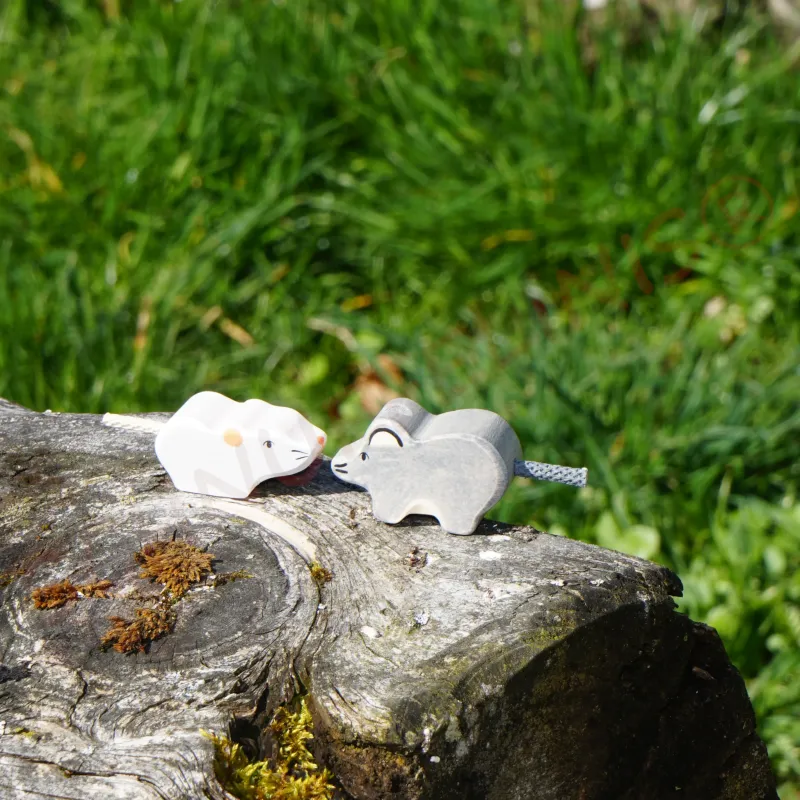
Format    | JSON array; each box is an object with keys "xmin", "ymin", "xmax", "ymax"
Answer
[{"xmin": 1, "ymin": 0, "xmax": 799, "ymax": 794}]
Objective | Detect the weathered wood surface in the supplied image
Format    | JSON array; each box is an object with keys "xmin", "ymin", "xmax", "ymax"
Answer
[{"xmin": 0, "ymin": 399, "xmax": 777, "ymax": 800}]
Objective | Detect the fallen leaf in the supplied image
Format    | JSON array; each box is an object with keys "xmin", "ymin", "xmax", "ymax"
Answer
[
  {"xmin": 118, "ymin": 231, "xmax": 135, "ymax": 264},
  {"xmin": 134, "ymin": 296, "xmax": 153, "ymax": 352},
  {"xmin": 102, "ymin": 0, "xmax": 120, "ymax": 21},
  {"xmin": 7, "ymin": 127, "xmax": 34, "ymax": 154},
  {"xmin": 610, "ymin": 432, "xmax": 625, "ymax": 462},
  {"xmin": 354, "ymin": 373, "xmax": 400, "ymax": 416},
  {"xmin": 341, "ymin": 294, "xmax": 373, "ymax": 312},
  {"xmin": 780, "ymin": 197, "xmax": 798, "ymax": 221},
  {"xmin": 270, "ymin": 263, "xmax": 289, "ymax": 283},
  {"xmin": 504, "ymin": 229, "xmax": 535, "ymax": 242},
  {"xmin": 462, "ymin": 68, "xmax": 488, "ymax": 82},
  {"xmin": 218, "ymin": 318, "xmax": 255, "ymax": 347},
  {"xmin": 28, "ymin": 159, "xmax": 64, "ymax": 194},
  {"xmin": 199, "ymin": 306, "xmax": 223, "ymax": 330},
  {"xmin": 377, "ymin": 353, "xmax": 403, "ymax": 384},
  {"xmin": 704, "ymin": 296, "xmax": 727, "ymax": 318}
]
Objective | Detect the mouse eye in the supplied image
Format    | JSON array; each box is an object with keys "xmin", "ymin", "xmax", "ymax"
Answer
[
  {"xmin": 360, "ymin": 452, "xmax": 368, "ymax": 461},
  {"xmin": 264, "ymin": 440, "xmax": 273, "ymax": 448}
]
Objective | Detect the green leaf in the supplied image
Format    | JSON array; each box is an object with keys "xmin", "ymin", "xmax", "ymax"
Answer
[
  {"xmin": 298, "ymin": 354, "xmax": 329, "ymax": 387},
  {"xmin": 619, "ymin": 525, "xmax": 662, "ymax": 561},
  {"xmin": 595, "ymin": 511, "xmax": 621, "ymax": 550}
]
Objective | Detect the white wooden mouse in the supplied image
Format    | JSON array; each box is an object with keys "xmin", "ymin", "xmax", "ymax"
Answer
[
  {"xmin": 103, "ymin": 391, "xmax": 327, "ymax": 499},
  {"xmin": 331, "ymin": 398, "xmax": 587, "ymax": 535},
  {"xmin": 155, "ymin": 392, "xmax": 326, "ymax": 498}
]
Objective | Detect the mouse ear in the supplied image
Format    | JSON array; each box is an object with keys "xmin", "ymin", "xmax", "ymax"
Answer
[
  {"xmin": 368, "ymin": 428, "xmax": 403, "ymax": 448},
  {"xmin": 223, "ymin": 428, "xmax": 243, "ymax": 447}
]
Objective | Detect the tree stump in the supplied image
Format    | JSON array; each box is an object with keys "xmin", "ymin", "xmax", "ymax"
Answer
[{"xmin": 0, "ymin": 399, "xmax": 777, "ymax": 800}]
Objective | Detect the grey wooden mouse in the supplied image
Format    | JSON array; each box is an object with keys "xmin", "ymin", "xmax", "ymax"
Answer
[{"xmin": 331, "ymin": 398, "xmax": 587, "ymax": 535}]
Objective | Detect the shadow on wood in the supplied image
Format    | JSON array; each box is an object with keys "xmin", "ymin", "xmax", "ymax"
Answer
[{"xmin": 0, "ymin": 400, "xmax": 777, "ymax": 799}]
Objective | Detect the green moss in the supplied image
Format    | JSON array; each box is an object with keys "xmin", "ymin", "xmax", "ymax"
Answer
[
  {"xmin": 308, "ymin": 562, "xmax": 333, "ymax": 587},
  {"xmin": 520, "ymin": 612, "xmax": 578, "ymax": 652},
  {"xmin": 204, "ymin": 697, "xmax": 336, "ymax": 800},
  {"xmin": 331, "ymin": 743, "xmax": 422, "ymax": 798},
  {"xmin": 394, "ymin": 616, "xmax": 582, "ymax": 748},
  {"xmin": 11, "ymin": 726, "xmax": 40, "ymax": 741},
  {"xmin": 0, "ymin": 567, "xmax": 25, "ymax": 587},
  {"xmin": 212, "ymin": 569, "xmax": 254, "ymax": 588}
]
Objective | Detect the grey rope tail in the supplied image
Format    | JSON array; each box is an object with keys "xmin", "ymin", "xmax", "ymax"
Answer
[
  {"xmin": 101, "ymin": 413, "xmax": 165, "ymax": 435},
  {"xmin": 513, "ymin": 459, "xmax": 588, "ymax": 488}
]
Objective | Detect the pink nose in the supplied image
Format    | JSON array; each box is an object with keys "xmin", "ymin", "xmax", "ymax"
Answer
[{"xmin": 317, "ymin": 435, "xmax": 326, "ymax": 446}]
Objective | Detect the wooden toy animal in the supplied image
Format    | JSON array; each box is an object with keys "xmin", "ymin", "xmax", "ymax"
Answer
[
  {"xmin": 105, "ymin": 391, "xmax": 327, "ymax": 499},
  {"xmin": 331, "ymin": 398, "xmax": 587, "ymax": 535}
]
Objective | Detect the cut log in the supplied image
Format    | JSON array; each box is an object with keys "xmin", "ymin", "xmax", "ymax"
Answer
[{"xmin": 0, "ymin": 400, "xmax": 777, "ymax": 800}]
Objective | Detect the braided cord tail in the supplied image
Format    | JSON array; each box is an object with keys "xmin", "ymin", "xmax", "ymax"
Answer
[
  {"xmin": 101, "ymin": 413, "xmax": 165, "ymax": 435},
  {"xmin": 513, "ymin": 459, "xmax": 588, "ymax": 488}
]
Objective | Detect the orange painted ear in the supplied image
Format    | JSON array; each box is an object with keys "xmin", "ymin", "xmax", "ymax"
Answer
[{"xmin": 223, "ymin": 428, "xmax": 243, "ymax": 447}]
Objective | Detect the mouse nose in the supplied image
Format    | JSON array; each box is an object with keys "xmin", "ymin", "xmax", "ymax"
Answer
[{"xmin": 317, "ymin": 434, "xmax": 326, "ymax": 446}]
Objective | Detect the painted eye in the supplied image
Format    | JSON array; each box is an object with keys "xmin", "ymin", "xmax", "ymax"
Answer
[
  {"xmin": 360, "ymin": 452, "xmax": 368, "ymax": 461},
  {"xmin": 264, "ymin": 440, "xmax": 273, "ymax": 448}
]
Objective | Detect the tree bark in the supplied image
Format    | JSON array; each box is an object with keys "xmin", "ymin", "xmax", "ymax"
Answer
[{"xmin": 0, "ymin": 400, "xmax": 777, "ymax": 800}]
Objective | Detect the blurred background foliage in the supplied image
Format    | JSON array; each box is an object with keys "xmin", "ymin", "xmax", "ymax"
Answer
[{"xmin": 0, "ymin": 0, "xmax": 798, "ymax": 793}]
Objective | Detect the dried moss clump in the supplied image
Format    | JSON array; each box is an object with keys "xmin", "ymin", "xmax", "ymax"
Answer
[
  {"xmin": 135, "ymin": 540, "xmax": 214, "ymax": 598},
  {"xmin": 31, "ymin": 579, "xmax": 113, "ymax": 609},
  {"xmin": 205, "ymin": 698, "xmax": 335, "ymax": 800},
  {"xmin": 309, "ymin": 562, "xmax": 333, "ymax": 586},
  {"xmin": 100, "ymin": 605, "xmax": 175, "ymax": 653}
]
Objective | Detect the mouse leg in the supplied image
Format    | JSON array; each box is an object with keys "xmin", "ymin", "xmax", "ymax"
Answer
[
  {"xmin": 370, "ymin": 496, "xmax": 405, "ymax": 526},
  {"xmin": 436, "ymin": 509, "xmax": 483, "ymax": 536}
]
